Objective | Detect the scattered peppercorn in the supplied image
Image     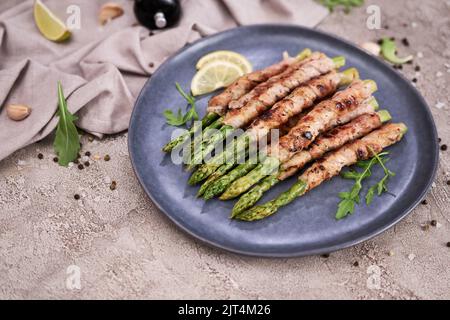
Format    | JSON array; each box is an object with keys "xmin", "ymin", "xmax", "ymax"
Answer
[
  {"xmin": 321, "ymin": 253, "xmax": 330, "ymax": 258},
  {"xmin": 85, "ymin": 151, "xmax": 91, "ymax": 157},
  {"xmin": 74, "ymin": 194, "xmax": 80, "ymax": 200},
  {"xmin": 110, "ymin": 181, "xmax": 117, "ymax": 190},
  {"xmin": 421, "ymin": 199, "xmax": 428, "ymax": 205},
  {"xmin": 74, "ymin": 159, "xmax": 79, "ymax": 164},
  {"xmin": 401, "ymin": 38, "xmax": 409, "ymax": 46},
  {"xmin": 84, "ymin": 161, "xmax": 90, "ymax": 167},
  {"xmin": 440, "ymin": 144, "xmax": 447, "ymax": 151},
  {"xmin": 37, "ymin": 153, "xmax": 44, "ymax": 159},
  {"xmin": 438, "ymin": 138, "xmax": 441, "ymax": 143},
  {"xmin": 78, "ymin": 164, "xmax": 84, "ymax": 170},
  {"xmin": 406, "ymin": 60, "xmax": 413, "ymax": 65},
  {"xmin": 53, "ymin": 157, "xmax": 59, "ymax": 163},
  {"xmin": 390, "ymin": 36, "xmax": 395, "ymax": 41},
  {"xmin": 149, "ymin": 62, "xmax": 154, "ymax": 68},
  {"xmin": 447, "ymin": 242, "xmax": 450, "ymax": 248},
  {"xmin": 415, "ymin": 65, "xmax": 421, "ymax": 72},
  {"xmin": 412, "ymin": 78, "xmax": 417, "ymax": 83},
  {"xmin": 377, "ymin": 39, "xmax": 383, "ymax": 45},
  {"xmin": 430, "ymin": 220, "xmax": 437, "ymax": 227},
  {"xmin": 446, "ymin": 180, "xmax": 450, "ymax": 186},
  {"xmin": 104, "ymin": 154, "xmax": 111, "ymax": 161},
  {"xmin": 353, "ymin": 261, "xmax": 359, "ymax": 267}
]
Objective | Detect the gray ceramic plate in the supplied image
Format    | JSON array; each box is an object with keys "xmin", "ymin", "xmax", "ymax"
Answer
[{"xmin": 128, "ymin": 25, "xmax": 438, "ymax": 257}]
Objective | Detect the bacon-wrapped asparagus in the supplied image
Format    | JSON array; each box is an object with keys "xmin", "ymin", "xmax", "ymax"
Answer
[
  {"xmin": 207, "ymin": 96, "xmax": 379, "ymax": 200},
  {"xmin": 162, "ymin": 49, "xmax": 312, "ymax": 152},
  {"xmin": 235, "ymin": 123, "xmax": 407, "ymax": 221},
  {"xmin": 188, "ymin": 66, "xmax": 354, "ymax": 185},
  {"xmin": 186, "ymin": 54, "xmax": 345, "ymax": 169},
  {"xmin": 230, "ymin": 110, "xmax": 391, "ymax": 216},
  {"xmin": 217, "ymin": 80, "xmax": 378, "ymax": 199}
]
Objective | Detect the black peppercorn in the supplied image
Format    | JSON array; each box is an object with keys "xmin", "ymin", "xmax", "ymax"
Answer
[
  {"xmin": 104, "ymin": 154, "xmax": 111, "ymax": 161},
  {"xmin": 37, "ymin": 153, "xmax": 44, "ymax": 159},
  {"xmin": 85, "ymin": 151, "xmax": 91, "ymax": 157},
  {"xmin": 53, "ymin": 157, "xmax": 59, "ymax": 163},
  {"xmin": 441, "ymin": 144, "xmax": 447, "ymax": 151},
  {"xmin": 149, "ymin": 62, "xmax": 154, "ymax": 68},
  {"xmin": 78, "ymin": 164, "xmax": 84, "ymax": 170},
  {"xmin": 447, "ymin": 242, "xmax": 450, "ymax": 248},
  {"xmin": 74, "ymin": 194, "xmax": 80, "ymax": 200},
  {"xmin": 84, "ymin": 161, "xmax": 90, "ymax": 167},
  {"xmin": 438, "ymin": 138, "xmax": 441, "ymax": 143},
  {"xmin": 430, "ymin": 220, "xmax": 437, "ymax": 227},
  {"xmin": 446, "ymin": 180, "xmax": 450, "ymax": 186},
  {"xmin": 415, "ymin": 65, "xmax": 420, "ymax": 72},
  {"xmin": 401, "ymin": 38, "xmax": 409, "ymax": 46},
  {"xmin": 353, "ymin": 261, "xmax": 359, "ymax": 267},
  {"xmin": 412, "ymin": 78, "xmax": 417, "ymax": 83},
  {"xmin": 321, "ymin": 253, "xmax": 330, "ymax": 258},
  {"xmin": 421, "ymin": 199, "xmax": 428, "ymax": 205},
  {"xmin": 110, "ymin": 181, "xmax": 117, "ymax": 190}
]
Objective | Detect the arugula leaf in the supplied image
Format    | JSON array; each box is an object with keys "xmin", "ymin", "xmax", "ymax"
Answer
[
  {"xmin": 53, "ymin": 82, "xmax": 80, "ymax": 167},
  {"xmin": 317, "ymin": 0, "xmax": 364, "ymax": 13},
  {"xmin": 380, "ymin": 38, "xmax": 413, "ymax": 64},
  {"xmin": 365, "ymin": 185, "xmax": 376, "ymax": 205},
  {"xmin": 336, "ymin": 156, "xmax": 377, "ymax": 220},
  {"xmin": 163, "ymin": 83, "xmax": 199, "ymax": 127},
  {"xmin": 364, "ymin": 147, "xmax": 396, "ymax": 204}
]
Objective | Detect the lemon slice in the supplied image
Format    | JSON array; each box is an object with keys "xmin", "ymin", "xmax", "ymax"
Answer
[
  {"xmin": 191, "ymin": 61, "xmax": 244, "ymax": 96},
  {"xmin": 196, "ymin": 50, "xmax": 253, "ymax": 73},
  {"xmin": 33, "ymin": 0, "xmax": 71, "ymax": 42}
]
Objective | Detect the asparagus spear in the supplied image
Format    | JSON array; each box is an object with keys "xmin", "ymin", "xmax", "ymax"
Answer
[
  {"xmin": 203, "ymin": 160, "xmax": 259, "ymax": 200},
  {"xmin": 230, "ymin": 110, "xmax": 391, "ymax": 216},
  {"xmin": 221, "ymin": 81, "xmax": 378, "ymax": 199},
  {"xmin": 235, "ymin": 123, "xmax": 407, "ymax": 221},
  {"xmin": 162, "ymin": 50, "xmax": 312, "ymax": 153},
  {"xmin": 186, "ymin": 53, "xmax": 343, "ymax": 169},
  {"xmin": 188, "ymin": 64, "xmax": 355, "ymax": 184}
]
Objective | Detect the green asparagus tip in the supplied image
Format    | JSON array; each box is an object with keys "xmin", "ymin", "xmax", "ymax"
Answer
[
  {"xmin": 296, "ymin": 48, "xmax": 312, "ymax": 60},
  {"xmin": 399, "ymin": 122, "xmax": 408, "ymax": 135},
  {"xmin": 340, "ymin": 68, "xmax": 359, "ymax": 86},
  {"xmin": 332, "ymin": 56, "xmax": 346, "ymax": 69},
  {"xmin": 363, "ymin": 79, "xmax": 378, "ymax": 93},
  {"xmin": 368, "ymin": 97, "xmax": 379, "ymax": 110},
  {"xmin": 377, "ymin": 110, "xmax": 392, "ymax": 123}
]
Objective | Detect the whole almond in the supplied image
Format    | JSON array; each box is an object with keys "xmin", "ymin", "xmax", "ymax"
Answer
[
  {"xmin": 6, "ymin": 104, "xmax": 31, "ymax": 121},
  {"xmin": 99, "ymin": 3, "xmax": 124, "ymax": 25}
]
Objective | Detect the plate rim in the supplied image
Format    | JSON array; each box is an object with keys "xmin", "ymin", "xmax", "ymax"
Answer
[{"xmin": 128, "ymin": 24, "xmax": 439, "ymax": 258}]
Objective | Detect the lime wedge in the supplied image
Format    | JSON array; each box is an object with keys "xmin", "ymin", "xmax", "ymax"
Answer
[
  {"xmin": 33, "ymin": 0, "xmax": 71, "ymax": 42},
  {"xmin": 191, "ymin": 60, "xmax": 244, "ymax": 96},
  {"xmin": 196, "ymin": 50, "xmax": 252, "ymax": 74}
]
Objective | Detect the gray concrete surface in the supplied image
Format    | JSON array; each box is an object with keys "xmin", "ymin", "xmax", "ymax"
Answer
[{"xmin": 1, "ymin": 0, "xmax": 449, "ymax": 299}]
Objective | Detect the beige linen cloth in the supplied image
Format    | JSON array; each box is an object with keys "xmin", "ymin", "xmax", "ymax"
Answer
[{"xmin": 0, "ymin": 0, "xmax": 328, "ymax": 161}]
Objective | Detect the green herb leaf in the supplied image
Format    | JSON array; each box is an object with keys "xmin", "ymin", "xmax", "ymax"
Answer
[
  {"xmin": 365, "ymin": 185, "xmax": 376, "ymax": 205},
  {"xmin": 336, "ymin": 198, "xmax": 356, "ymax": 220},
  {"xmin": 317, "ymin": 0, "xmax": 364, "ymax": 13},
  {"xmin": 380, "ymin": 38, "xmax": 413, "ymax": 64},
  {"xmin": 163, "ymin": 83, "xmax": 198, "ymax": 127},
  {"xmin": 53, "ymin": 82, "xmax": 80, "ymax": 167}
]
